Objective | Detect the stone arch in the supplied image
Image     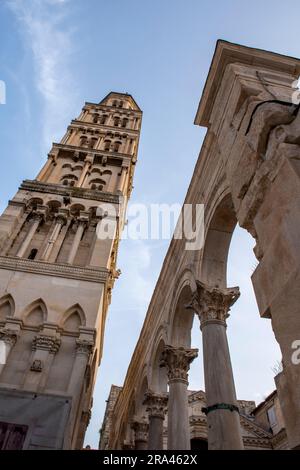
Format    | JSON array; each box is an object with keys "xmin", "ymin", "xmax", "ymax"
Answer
[
  {"xmin": 62, "ymin": 303, "xmax": 86, "ymax": 331},
  {"xmin": 27, "ymin": 197, "xmax": 44, "ymax": 210},
  {"xmin": 23, "ymin": 298, "xmax": 47, "ymax": 326},
  {"xmin": 0, "ymin": 294, "xmax": 15, "ymax": 321},
  {"xmin": 70, "ymin": 203, "xmax": 86, "ymax": 216},
  {"xmin": 200, "ymin": 191, "xmax": 238, "ymax": 288},
  {"xmin": 135, "ymin": 374, "xmax": 149, "ymax": 419},
  {"xmin": 168, "ymin": 267, "xmax": 197, "ymax": 348},
  {"xmin": 149, "ymin": 334, "xmax": 168, "ymax": 394}
]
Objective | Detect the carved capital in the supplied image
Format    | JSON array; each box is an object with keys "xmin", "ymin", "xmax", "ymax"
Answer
[
  {"xmin": 0, "ymin": 328, "xmax": 18, "ymax": 347},
  {"xmin": 32, "ymin": 335, "xmax": 61, "ymax": 354},
  {"xmin": 55, "ymin": 209, "xmax": 69, "ymax": 225},
  {"xmin": 131, "ymin": 420, "xmax": 149, "ymax": 443},
  {"xmin": 76, "ymin": 339, "xmax": 94, "ymax": 356},
  {"xmin": 187, "ymin": 281, "xmax": 240, "ymax": 328},
  {"xmin": 143, "ymin": 391, "xmax": 168, "ymax": 419},
  {"xmin": 161, "ymin": 345, "xmax": 198, "ymax": 384}
]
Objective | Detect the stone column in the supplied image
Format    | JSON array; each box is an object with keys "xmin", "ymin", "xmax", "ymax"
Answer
[
  {"xmin": 77, "ymin": 154, "xmax": 93, "ymax": 188},
  {"xmin": 41, "ymin": 210, "xmax": 68, "ymax": 261},
  {"xmin": 189, "ymin": 281, "xmax": 243, "ymax": 450},
  {"xmin": 0, "ymin": 328, "xmax": 18, "ymax": 376},
  {"xmin": 143, "ymin": 390, "xmax": 168, "ymax": 450},
  {"xmin": 132, "ymin": 419, "xmax": 149, "ymax": 450},
  {"xmin": 16, "ymin": 207, "xmax": 47, "ymax": 258},
  {"xmin": 67, "ymin": 213, "xmax": 89, "ymax": 264},
  {"xmin": 161, "ymin": 345, "xmax": 198, "ymax": 450}
]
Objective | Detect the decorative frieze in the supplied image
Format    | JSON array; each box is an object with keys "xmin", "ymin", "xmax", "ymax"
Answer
[
  {"xmin": 161, "ymin": 345, "xmax": 198, "ymax": 384},
  {"xmin": 0, "ymin": 255, "xmax": 109, "ymax": 283},
  {"xmin": 20, "ymin": 180, "xmax": 120, "ymax": 204}
]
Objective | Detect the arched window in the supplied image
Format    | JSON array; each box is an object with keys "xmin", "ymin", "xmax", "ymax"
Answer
[
  {"xmin": 100, "ymin": 115, "xmax": 107, "ymax": 125},
  {"xmin": 114, "ymin": 117, "xmax": 120, "ymax": 127},
  {"xmin": 113, "ymin": 141, "xmax": 122, "ymax": 152},
  {"xmin": 121, "ymin": 118, "xmax": 128, "ymax": 128},
  {"xmin": 104, "ymin": 140, "xmax": 111, "ymax": 151},
  {"xmin": 28, "ymin": 248, "xmax": 38, "ymax": 260},
  {"xmin": 112, "ymin": 100, "xmax": 117, "ymax": 107},
  {"xmin": 119, "ymin": 101, "xmax": 123, "ymax": 108},
  {"xmin": 93, "ymin": 113, "xmax": 99, "ymax": 124}
]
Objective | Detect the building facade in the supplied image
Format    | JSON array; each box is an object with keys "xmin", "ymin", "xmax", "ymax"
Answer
[
  {"xmin": 99, "ymin": 386, "xmax": 289, "ymax": 450},
  {"xmin": 104, "ymin": 42, "xmax": 300, "ymax": 450},
  {"xmin": 0, "ymin": 92, "xmax": 142, "ymax": 450}
]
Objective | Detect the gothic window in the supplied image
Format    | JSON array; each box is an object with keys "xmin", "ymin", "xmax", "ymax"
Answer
[{"xmin": 28, "ymin": 248, "xmax": 38, "ymax": 260}]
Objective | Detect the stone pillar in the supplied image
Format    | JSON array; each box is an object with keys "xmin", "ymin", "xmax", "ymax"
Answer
[
  {"xmin": 67, "ymin": 213, "xmax": 89, "ymax": 264},
  {"xmin": 36, "ymin": 152, "xmax": 57, "ymax": 182},
  {"xmin": 41, "ymin": 210, "xmax": 68, "ymax": 261},
  {"xmin": 0, "ymin": 328, "xmax": 18, "ymax": 376},
  {"xmin": 143, "ymin": 390, "xmax": 168, "ymax": 450},
  {"xmin": 16, "ymin": 207, "xmax": 47, "ymax": 258},
  {"xmin": 117, "ymin": 165, "xmax": 128, "ymax": 193},
  {"xmin": 67, "ymin": 339, "xmax": 93, "ymax": 438},
  {"xmin": 132, "ymin": 419, "xmax": 149, "ymax": 450},
  {"xmin": 77, "ymin": 154, "xmax": 93, "ymax": 188},
  {"xmin": 189, "ymin": 281, "xmax": 244, "ymax": 450},
  {"xmin": 161, "ymin": 345, "xmax": 198, "ymax": 450}
]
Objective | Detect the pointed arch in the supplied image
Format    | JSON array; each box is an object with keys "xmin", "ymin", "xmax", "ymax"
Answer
[
  {"xmin": 23, "ymin": 298, "xmax": 47, "ymax": 326},
  {"xmin": 62, "ymin": 303, "xmax": 86, "ymax": 331},
  {"xmin": 0, "ymin": 294, "xmax": 15, "ymax": 321}
]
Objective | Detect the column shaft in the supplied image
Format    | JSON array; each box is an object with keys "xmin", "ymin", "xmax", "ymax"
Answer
[{"xmin": 16, "ymin": 216, "xmax": 41, "ymax": 258}]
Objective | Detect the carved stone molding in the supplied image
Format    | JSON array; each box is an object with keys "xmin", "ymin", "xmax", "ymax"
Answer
[
  {"xmin": 0, "ymin": 328, "xmax": 18, "ymax": 347},
  {"xmin": 143, "ymin": 390, "xmax": 168, "ymax": 419},
  {"xmin": 20, "ymin": 180, "xmax": 120, "ymax": 204},
  {"xmin": 187, "ymin": 281, "xmax": 240, "ymax": 328},
  {"xmin": 131, "ymin": 420, "xmax": 149, "ymax": 443},
  {"xmin": 0, "ymin": 256, "xmax": 109, "ymax": 284},
  {"xmin": 75, "ymin": 339, "xmax": 94, "ymax": 356},
  {"xmin": 161, "ymin": 345, "xmax": 198, "ymax": 384},
  {"xmin": 32, "ymin": 335, "xmax": 61, "ymax": 354}
]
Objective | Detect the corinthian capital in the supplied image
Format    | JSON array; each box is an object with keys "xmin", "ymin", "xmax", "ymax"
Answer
[
  {"xmin": 131, "ymin": 419, "xmax": 149, "ymax": 443},
  {"xmin": 161, "ymin": 345, "xmax": 198, "ymax": 384},
  {"xmin": 76, "ymin": 339, "xmax": 94, "ymax": 356},
  {"xmin": 32, "ymin": 335, "xmax": 61, "ymax": 354},
  {"xmin": 187, "ymin": 281, "xmax": 240, "ymax": 328},
  {"xmin": 143, "ymin": 390, "xmax": 168, "ymax": 419},
  {"xmin": 0, "ymin": 328, "xmax": 18, "ymax": 347}
]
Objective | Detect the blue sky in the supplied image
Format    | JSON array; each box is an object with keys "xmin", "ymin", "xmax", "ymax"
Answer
[{"xmin": 1, "ymin": 0, "xmax": 300, "ymax": 448}]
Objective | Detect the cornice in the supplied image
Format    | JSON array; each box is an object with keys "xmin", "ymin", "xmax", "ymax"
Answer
[
  {"xmin": 52, "ymin": 142, "xmax": 133, "ymax": 164},
  {"xmin": 20, "ymin": 180, "xmax": 120, "ymax": 204},
  {"xmin": 83, "ymin": 102, "xmax": 143, "ymax": 116},
  {"xmin": 0, "ymin": 256, "xmax": 109, "ymax": 283}
]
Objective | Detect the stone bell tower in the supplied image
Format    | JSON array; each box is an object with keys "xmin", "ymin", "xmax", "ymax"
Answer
[{"xmin": 0, "ymin": 92, "xmax": 142, "ymax": 449}]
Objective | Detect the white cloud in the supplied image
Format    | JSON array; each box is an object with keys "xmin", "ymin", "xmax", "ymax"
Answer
[{"xmin": 7, "ymin": 0, "xmax": 77, "ymax": 148}]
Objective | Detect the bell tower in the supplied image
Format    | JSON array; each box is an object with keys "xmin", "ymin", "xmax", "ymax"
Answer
[{"xmin": 0, "ymin": 92, "xmax": 142, "ymax": 449}]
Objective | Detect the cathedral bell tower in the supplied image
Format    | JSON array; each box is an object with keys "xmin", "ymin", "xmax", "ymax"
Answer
[{"xmin": 0, "ymin": 92, "xmax": 142, "ymax": 449}]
